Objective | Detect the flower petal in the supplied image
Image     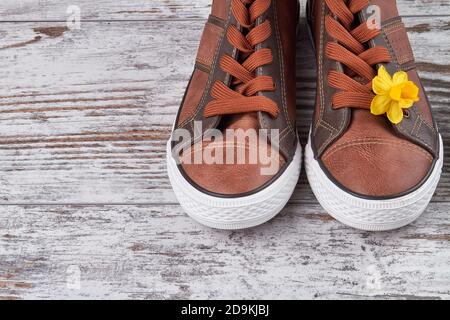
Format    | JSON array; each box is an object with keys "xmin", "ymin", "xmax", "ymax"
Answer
[
  {"xmin": 392, "ymin": 71, "xmax": 408, "ymax": 85},
  {"xmin": 398, "ymin": 99, "xmax": 414, "ymax": 109},
  {"xmin": 387, "ymin": 101, "xmax": 403, "ymax": 124},
  {"xmin": 372, "ymin": 66, "xmax": 393, "ymax": 95},
  {"xmin": 389, "ymin": 85, "xmax": 402, "ymax": 101},
  {"xmin": 373, "ymin": 78, "xmax": 391, "ymax": 95},
  {"xmin": 378, "ymin": 65, "xmax": 392, "ymax": 81},
  {"xmin": 371, "ymin": 94, "xmax": 390, "ymax": 115},
  {"xmin": 402, "ymin": 81, "xmax": 420, "ymax": 101}
]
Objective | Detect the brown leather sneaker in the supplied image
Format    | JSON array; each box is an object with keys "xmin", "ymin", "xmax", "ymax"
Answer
[
  {"xmin": 305, "ymin": 0, "xmax": 443, "ymax": 231},
  {"xmin": 167, "ymin": 0, "xmax": 301, "ymax": 229}
]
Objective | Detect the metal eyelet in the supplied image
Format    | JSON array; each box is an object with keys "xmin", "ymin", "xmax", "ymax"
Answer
[{"xmin": 404, "ymin": 110, "xmax": 411, "ymax": 119}]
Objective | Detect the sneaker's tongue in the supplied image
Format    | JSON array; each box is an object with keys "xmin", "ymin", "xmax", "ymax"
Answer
[{"xmin": 225, "ymin": 113, "xmax": 260, "ymax": 131}]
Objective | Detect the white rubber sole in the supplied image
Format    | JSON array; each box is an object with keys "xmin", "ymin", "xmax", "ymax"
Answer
[
  {"xmin": 167, "ymin": 141, "xmax": 302, "ymax": 230},
  {"xmin": 305, "ymin": 133, "xmax": 444, "ymax": 231}
]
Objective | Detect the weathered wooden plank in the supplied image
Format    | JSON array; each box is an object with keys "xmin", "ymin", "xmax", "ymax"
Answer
[
  {"xmin": 0, "ymin": 204, "xmax": 449, "ymax": 299},
  {"xmin": 0, "ymin": 0, "xmax": 211, "ymax": 21},
  {"xmin": 0, "ymin": 17, "xmax": 448, "ymax": 204},
  {"xmin": 1, "ymin": 0, "xmax": 449, "ymax": 22}
]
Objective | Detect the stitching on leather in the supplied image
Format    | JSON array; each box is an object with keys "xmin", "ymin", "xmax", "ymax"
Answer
[
  {"xmin": 324, "ymin": 137, "xmax": 412, "ymax": 154},
  {"xmin": 185, "ymin": 142, "xmax": 283, "ymax": 166},
  {"xmin": 383, "ymin": 21, "xmax": 404, "ymax": 34},
  {"xmin": 278, "ymin": 127, "xmax": 290, "ymax": 141},
  {"xmin": 397, "ymin": 53, "xmax": 414, "ymax": 65},
  {"xmin": 381, "ymin": 16, "xmax": 402, "ymax": 29},
  {"xmin": 318, "ymin": 131, "xmax": 334, "ymax": 155},
  {"xmin": 277, "ymin": 129, "xmax": 290, "ymax": 156},
  {"xmin": 412, "ymin": 116, "xmax": 433, "ymax": 149},
  {"xmin": 180, "ymin": 3, "xmax": 232, "ymax": 129},
  {"xmin": 271, "ymin": 127, "xmax": 289, "ymax": 148},
  {"xmin": 254, "ymin": 1, "xmax": 293, "ymax": 159},
  {"xmin": 256, "ymin": 16, "xmax": 270, "ymax": 135},
  {"xmin": 273, "ymin": 0, "xmax": 295, "ymax": 134},
  {"xmin": 278, "ymin": 126, "xmax": 289, "ymax": 138},
  {"xmin": 405, "ymin": 112, "xmax": 433, "ymax": 150},
  {"xmin": 322, "ymin": 140, "xmax": 434, "ymax": 161},
  {"xmin": 318, "ymin": 125, "xmax": 337, "ymax": 155},
  {"xmin": 314, "ymin": 0, "xmax": 326, "ymax": 134},
  {"xmin": 189, "ymin": 142, "xmax": 270, "ymax": 150},
  {"xmin": 410, "ymin": 115, "xmax": 420, "ymax": 136},
  {"xmin": 192, "ymin": 12, "xmax": 229, "ymax": 124},
  {"xmin": 384, "ymin": 23, "xmax": 414, "ymax": 65},
  {"xmin": 414, "ymin": 118, "xmax": 423, "ymax": 137},
  {"xmin": 195, "ymin": 23, "xmax": 224, "ymax": 66},
  {"xmin": 208, "ymin": 15, "xmax": 226, "ymax": 28},
  {"xmin": 318, "ymin": 119, "xmax": 337, "ymax": 133},
  {"xmin": 399, "ymin": 61, "xmax": 416, "ymax": 71},
  {"xmin": 315, "ymin": 1, "xmax": 345, "ymax": 154},
  {"xmin": 317, "ymin": 118, "xmax": 339, "ymax": 155},
  {"xmin": 418, "ymin": 112, "xmax": 436, "ymax": 134},
  {"xmin": 189, "ymin": 135, "xmax": 282, "ymax": 159},
  {"xmin": 278, "ymin": 132, "xmax": 289, "ymax": 147},
  {"xmin": 413, "ymin": 116, "xmax": 428, "ymax": 146},
  {"xmin": 195, "ymin": 61, "xmax": 211, "ymax": 73},
  {"xmin": 196, "ymin": 56, "xmax": 213, "ymax": 68},
  {"xmin": 381, "ymin": 31, "xmax": 400, "ymax": 70},
  {"xmin": 380, "ymin": 31, "xmax": 430, "ymax": 146}
]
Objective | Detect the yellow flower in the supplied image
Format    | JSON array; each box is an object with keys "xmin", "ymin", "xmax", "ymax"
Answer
[{"xmin": 370, "ymin": 65, "xmax": 420, "ymax": 124}]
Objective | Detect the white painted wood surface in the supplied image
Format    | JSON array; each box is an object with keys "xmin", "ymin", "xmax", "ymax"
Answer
[
  {"xmin": 1, "ymin": 0, "xmax": 449, "ymax": 20},
  {"xmin": 0, "ymin": 0, "xmax": 449, "ymax": 300},
  {"xmin": 1, "ymin": 204, "xmax": 449, "ymax": 299}
]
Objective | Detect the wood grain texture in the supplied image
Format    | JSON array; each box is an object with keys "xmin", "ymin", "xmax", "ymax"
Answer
[
  {"xmin": 0, "ymin": 16, "xmax": 449, "ymax": 204},
  {"xmin": 1, "ymin": 0, "xmax": 449, "ymax": 21},
  {"xmin": 0, "ymin": 0, "xmax": 449, "ymax": 300},
  {"xmin": 0, "ymin": 204, "xmax": 449, "ymax": 300}
]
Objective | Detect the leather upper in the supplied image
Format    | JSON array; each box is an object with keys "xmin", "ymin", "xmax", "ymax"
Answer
[
  {"xmin": 308, "ymin": 0, "xmax": 440, "ymax": 198},
  {"xmin": 172, "ymin": 0, "xmax": 299, "ymax": 196}
]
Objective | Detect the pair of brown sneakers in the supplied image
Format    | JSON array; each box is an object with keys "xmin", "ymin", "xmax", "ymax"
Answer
[{"xmin": 167, "ymin": 0, "xmax": 443, "ymax": 231}]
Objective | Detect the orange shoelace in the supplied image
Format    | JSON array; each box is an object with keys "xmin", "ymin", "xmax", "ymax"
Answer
[
  {"xmin": 324, "ymin": 0, "xmax": 392, "ymax": 109},
  {"xmin": 203, "ymin": 0, "xmax": 279, "ymax": 118}
]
